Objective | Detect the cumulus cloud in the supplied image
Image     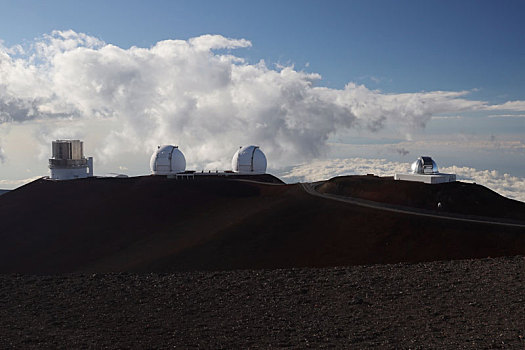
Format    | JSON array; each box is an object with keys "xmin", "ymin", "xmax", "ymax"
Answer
[
  {"xmin": 1, "ymin": 30, "xmax": 525, "ymax": 169},
  {"xmin": 280, "ymin": 158, "xmax": 525, "ymax": 202}
]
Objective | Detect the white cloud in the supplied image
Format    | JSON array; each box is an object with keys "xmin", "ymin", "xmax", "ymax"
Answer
[
  {"xmin": 441, "ymin": 165, "xmax": 525, "ymax": 201},
  {"xmin": 0, "ymin": 176, "xmax": 41, "ymax": 188},
  {"xmin": 1, "ymin": 30, "xmax": 525, "ymax": 171},
  {"xmin": 395, "ymin": 138, "xmax": 525, "ymax": 152},
  {"xmin": 279, "ymin": 158, "xmax": 407, "ymax": 183},
  {"xmin": 485, "ymin": 101, "xmax": 525, "ymax": 111},
  {"xmin": 487, "ymin": 114, "xmax": 525, "ymax": 118},
  {"xmin": 279, "ymin": 158, "xmax": 525, "ymax": 202},
  {"xmin": 188, "ymin": 34, "xmax": 251, "ymax": 51},
  {"xmin": 430, "ymin": 115, "xmax": 463, "ymax": 120}
]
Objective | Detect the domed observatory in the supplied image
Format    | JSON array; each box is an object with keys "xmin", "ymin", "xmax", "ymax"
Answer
[
  {"xmin": 395, "ymin": 156, "xmax": 456, "ymax": 184},
  {"xmin": 49, "ymin": 140, "xmax": 93, "ymax": 180},
  {"xmin": 411, "ymin": 156, "xmax": 439, "ymax": 175},
  {"xmin": 231, "ymin": 145, "xmax": 267, "ymax": 174},
  {"xmin": 150, "ymin": 145, "xmax": 186, "ymax": 175}
]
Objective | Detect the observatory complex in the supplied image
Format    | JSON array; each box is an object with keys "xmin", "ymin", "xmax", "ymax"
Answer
[
  {"xmin": 46, "ymin": 140, "xmax": 453, "ymax": 187},
  {"xmin": 149, "ymin": 144, "xmax": 267, "ymax": 176},
  {"xmin": 394, "ymin": 156, "xmax": 456, "ymax": 184},
  {"xmin": 49, "ymin": 140, "xmax": 93, "ymax": 180}
]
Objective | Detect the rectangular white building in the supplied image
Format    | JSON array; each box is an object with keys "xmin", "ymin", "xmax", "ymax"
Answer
[{"xmin": 394, "ymin": 173, "xmax": 456, "ymax": 184}]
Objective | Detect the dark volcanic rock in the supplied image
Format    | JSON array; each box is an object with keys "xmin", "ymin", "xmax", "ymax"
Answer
[{"xmin": 0, "ymin": 256, "xmax": 523, "ymax": 349}]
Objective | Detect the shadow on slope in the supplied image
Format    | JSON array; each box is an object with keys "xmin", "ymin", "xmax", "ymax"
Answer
[{"xmin": 0, "ymin": 175, "xmax": 523, "ymax": 273}]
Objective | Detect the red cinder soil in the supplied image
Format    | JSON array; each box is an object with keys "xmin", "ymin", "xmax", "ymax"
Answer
[
  {"xmin": 317, "ymin": 175, "xmax": 525, "ymax": 220},
  {"xmin": 0, "ymin": 175, "xmax": 523, "ymax": 273}
]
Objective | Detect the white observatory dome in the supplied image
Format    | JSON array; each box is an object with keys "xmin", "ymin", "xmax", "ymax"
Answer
[
  {"xmin": 231, "ymin": 145, "xmax": 267, "ymax": 174},
  {"xmin": 150, "ymin": 145, "xmax": 186, "ymax": 175},
  {"xmin": 411, "ymin": 156, "xmax": 439, "ymax": 175}
]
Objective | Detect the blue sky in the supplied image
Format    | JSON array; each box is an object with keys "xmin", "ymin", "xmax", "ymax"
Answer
[
  {"xmin": 1, "ymin": 0, "xmax": 524, "ymax": 99},
  {"xmin": 0, "ymin": 0, "xmax": 524, "ymax": 199}
]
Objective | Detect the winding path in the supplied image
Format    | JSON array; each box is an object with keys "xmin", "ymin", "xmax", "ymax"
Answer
[{"xmin": 301, "ymin": 182, "xmax": 525, "ymax": 229}]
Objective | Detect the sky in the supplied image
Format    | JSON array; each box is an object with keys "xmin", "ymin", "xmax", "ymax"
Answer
[{"xmin": 0, "ymin": 0, "xmax": 524, "ymax": 200}]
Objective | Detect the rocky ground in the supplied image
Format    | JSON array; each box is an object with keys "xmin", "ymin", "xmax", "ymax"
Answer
[{"xmin": 1, "ymin": 256, "xmax": 523, "ymax": 349}]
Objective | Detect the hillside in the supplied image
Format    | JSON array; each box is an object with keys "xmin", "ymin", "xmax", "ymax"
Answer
[
  {"xmin": 0, "ymin": 175, "xmax": 523, "ymax": 273},
  {"xmin": 318, "ymin": 175, "xmax": 525, "ymax": 220}
]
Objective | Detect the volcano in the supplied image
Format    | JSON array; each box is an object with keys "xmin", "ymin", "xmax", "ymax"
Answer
[{"xmin": 0, "ymin": 175, "xmax": 523, "ymax": 273}]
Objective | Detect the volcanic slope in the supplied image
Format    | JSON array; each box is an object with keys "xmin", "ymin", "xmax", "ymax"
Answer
[
  {"xmin": 0, "ymin": 175, "xmax": 523, "ymax": 273},
  {"xmin": 317, "ymin": 175, "xmax": 525, "ymax": 221}
]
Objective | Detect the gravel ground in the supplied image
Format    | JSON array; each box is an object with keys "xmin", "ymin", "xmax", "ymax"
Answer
[{"xmin": 0, "ymin": 256, "xmax": 523, "ymax": 349}]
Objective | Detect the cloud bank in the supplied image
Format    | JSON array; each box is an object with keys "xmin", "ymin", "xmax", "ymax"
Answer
[
  {"xmin": 280, "ymin": 158, "xmax": 525, "ymax": 202},
  {"xmin": 1, "ymin": 30, "xmax": 525, "ymax": 168},
  {"xmin": 0, "ymin": 176, "xmax": 41, "ymax": 188}
]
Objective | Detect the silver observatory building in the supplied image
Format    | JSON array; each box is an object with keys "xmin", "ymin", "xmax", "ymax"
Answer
[{"xmin": 49, "ymin": 140, "xmax": 93, "ymax": 180}]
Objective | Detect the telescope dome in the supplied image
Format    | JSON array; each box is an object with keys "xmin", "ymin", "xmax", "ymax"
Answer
[
  {"xmin": 150, "ymin": 145, "xmax": 186, "ymax": 175},
  {"xmin": 411, "ymin": 156, "xmax": 439, "ymax": 175},
  {"xmin": 232, "ymin": 145, "xmax": 267, "ymax": 174}
]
